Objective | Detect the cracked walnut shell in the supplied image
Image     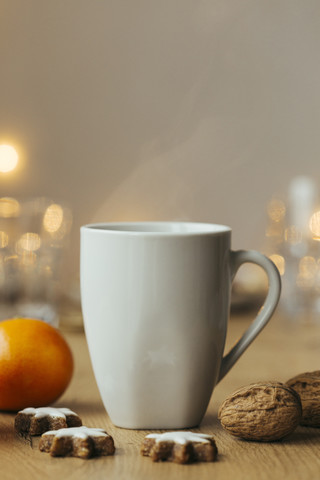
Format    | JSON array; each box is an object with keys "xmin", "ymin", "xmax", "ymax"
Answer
[
  {"xmin": 218, "ymin": 382, "xmax": 302, "ymax": 441},
  {"xmin": 287, "ymin": 370, "xmax": 320, "ymax": 427}
]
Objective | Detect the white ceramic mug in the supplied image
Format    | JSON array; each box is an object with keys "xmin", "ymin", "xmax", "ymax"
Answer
[{"xmin": 80, "ymin": 222, "xmax": 281, "ymax": 429}]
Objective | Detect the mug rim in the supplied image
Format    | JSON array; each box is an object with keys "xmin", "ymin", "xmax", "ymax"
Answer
[{"xmin": 81, "ymin": 221, "xmax": 231, "ymax": 236}]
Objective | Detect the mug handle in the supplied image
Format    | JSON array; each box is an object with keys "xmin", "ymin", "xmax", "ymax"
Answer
[{"xmin": 218, "ymin": 250, "xmax": 281, "ymax": 382}]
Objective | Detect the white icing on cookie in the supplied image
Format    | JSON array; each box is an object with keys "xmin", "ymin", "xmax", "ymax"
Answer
[
  {"xmin": 42, "ymin": 426, "xmax": 108, "ymax": 439},
  {"xmin": 19, "ymin": 407, "xmax": 78, "ymax": 419},
  {"xmin": 146, "ymin": 431, "xmax": 212, "ymax": 445}
]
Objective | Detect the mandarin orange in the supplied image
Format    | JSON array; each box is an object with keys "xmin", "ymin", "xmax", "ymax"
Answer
[{"xmin": 0, "ymin": 318, "xmax": 73, "ymax": 411}]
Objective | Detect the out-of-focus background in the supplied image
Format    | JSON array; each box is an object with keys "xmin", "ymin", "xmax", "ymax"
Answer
[{"xmin": 1, "ymin": 0, "xmax": 320, "ymax": 324}]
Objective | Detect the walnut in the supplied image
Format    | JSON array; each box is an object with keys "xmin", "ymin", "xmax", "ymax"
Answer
[
  {"xmin": 286, "ymin": 370, "xmax": 320, "ymax": 427},
  {"xmin": 218, "ymin": 382, "xmax": 302, "ymax": 441}
]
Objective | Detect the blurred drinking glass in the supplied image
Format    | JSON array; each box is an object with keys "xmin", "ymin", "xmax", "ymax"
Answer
[{"xmin": 0, "ymin": 197, "xmax": 72, "ymax": 327}]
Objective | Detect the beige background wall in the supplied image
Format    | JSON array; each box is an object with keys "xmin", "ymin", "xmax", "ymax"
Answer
[{"xmin": 1, "ymin": 0, "xmax": 320, "ymax": 284}]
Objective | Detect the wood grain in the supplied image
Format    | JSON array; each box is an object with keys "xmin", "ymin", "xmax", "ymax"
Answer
[{"xmin": 1, "ymin": 313, "xmax": 320, "ymax": 479}]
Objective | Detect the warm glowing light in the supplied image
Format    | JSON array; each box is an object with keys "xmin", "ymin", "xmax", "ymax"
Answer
[
  {"xmin": 296, "ymin": 256, "xmax": 317, "ymax": 289},
  {"xmin": 4, "ymin": 254, "xmax": 18, "ymax": 263},
  {"xmin": 299, "ymin": 256, "xmax": 317, "ymax": 277},
  {"xmin": 46, "ymin": 206, "xmax": 72, "ymax": 241},
  {"xmin": 265, "ymin": 223, "xmax": 283, "ymax": 239},
  {"xmin": 296, "ymin": 275, "xmax": 314, "ymax": 289},
  {"xmin": 0, "ymin": 231, "xmax": 9, "ymax": 249},
  {"xmin": 0, "ymin": 145, "xmax": 18, "ymax": 172},
  {"xmin": 43, "ymin": 265, "xmax": 53, "ymax": 277},
  {"xmin": 309, "ymin": 211, "xmax": 320, "ymax": 238},
  {"xmin": 269, "ymin": 254, "xmax": 285, "ymax": 276},
  {"xmin": 0, "ymin": 197, "xmax": 20, "ymax": 218},
  {"xmin": 20, "ymin": 251, "xmax": 37, "ymax": 266},
  {"xmin": 267, "ymin": 198, "xmax": 286, "ymax": 223},
  {"xmin": 43, "ymin": 203, "xmax": 64, "ymax": 233},
  {"xmin": 284, "ymin": 226, "xmax": 302, "ymax": 245},
  {"xmin": 16, "ymin": 233, "xmax": 41, "ymax": 253}
]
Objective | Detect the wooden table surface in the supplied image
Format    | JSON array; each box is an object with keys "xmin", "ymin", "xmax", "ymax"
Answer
[{"xmin": 1, "ymin": 312, "xmax": 320, "ymax": 479}]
